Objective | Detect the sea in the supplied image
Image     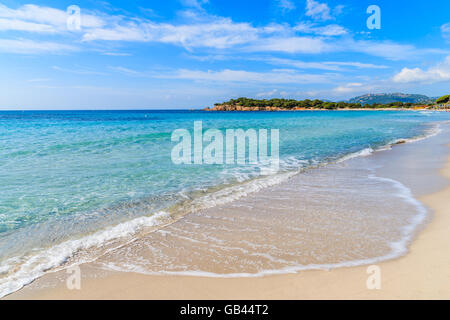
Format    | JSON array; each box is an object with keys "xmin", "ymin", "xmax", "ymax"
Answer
[{"xmin": 1, "ymin": 109, "xmax": 450, "ymax": 297}]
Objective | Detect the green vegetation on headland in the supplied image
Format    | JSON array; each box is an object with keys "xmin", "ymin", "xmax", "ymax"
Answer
[
  {"xmin": 436, "ymin": 95, "xmax": 450, "ymax": 104},
  {"xmin": 205, "ymin": 97, "xmax": 433, "ymax": 111}
]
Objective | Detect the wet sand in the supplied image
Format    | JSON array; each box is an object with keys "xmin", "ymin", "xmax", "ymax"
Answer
[
  {"xmin": 5, "ymin": 127, "xmax": 450, "ymax": 300},
  {"xmin": 6, "ymin": 171, "xmax": 450, "ymax": 300}
]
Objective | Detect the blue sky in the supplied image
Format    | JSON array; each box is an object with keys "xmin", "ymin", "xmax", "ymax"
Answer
[{"xmin": 0, "ymin": 0, "xmax": 449, "ymax": 109}]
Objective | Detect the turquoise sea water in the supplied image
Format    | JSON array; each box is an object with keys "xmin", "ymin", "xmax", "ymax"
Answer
[{"xmin": 1, "ymin": 110, "xmax": 450, "ymax": 295}]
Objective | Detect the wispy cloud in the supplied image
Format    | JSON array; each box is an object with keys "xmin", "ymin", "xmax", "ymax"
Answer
[
  {"xmin": 256, "ymin": 88, "xmax": 280, "ymax": 97},
  {"xmin": 0, "ymin": 18, "xmax": 55, "ymax": 32},
  {"xmin": 157, "ymin": 68, "xmax": 335, "ymax": 84},
  {"xmin": 82, "ymin": 17, "xmax": 260, "ymax": 50},
  {"xmin": 180, "ymin": 0, "xmax": 209, "ymax": 9},
  {"xmin": 442, "ymin": 23, "xmax": 450, "ymax": 42},
  {"xmin": 0, "ymin": 38, "xmax": 77, "ymax": 54},
  {"xmin": 75, "ymin": 6, "xmax": 434, "ymax": 61},
  {"xmin": 305, "ymin": 0, "xmax": 332, "ymax": 21},
  {"xmin": 332, "ymin": 82, "xmax": 365, "ymax": 94},
  {"xmin": 52, "ymin": 65, "xmax": 108, "ymax": 75},
  {"xmin": 108, "ymin": 66, "xmax": 142, "ymax": 75},
  {"xmin": 0, "ymin": 3, "xmax": 443, "ymax": 62},
  {"xmin": 332, "ymin": 5, "xmax": 345, "ymax": 16},
  {"xmin": 277, "ymin": 0, "xmax": 296, "ymax": 13},
  {"xmin": 26, "ymin": 78, "xmax": 51, "ymax": 82},
  {"xmin": 294, "ymin": 23, "xmax": 347, "ymax": 36},
  {"xmin": 101, "ymin": 52, "xmax": 132, "ymax": 56},
  {"xmin": 347, "ymin": 40, "xmax": 420, "ymax": 61},
  {"xmin": 0, "ymin": 4, "xmax": 104, "ymax": 33},
  {"xmin": 268, "ymin": 58, "xmax": 388, "ymax": 71},
  {"xmin": 248, "ymin": 36, "xmax": 333, "ymax": 54}
]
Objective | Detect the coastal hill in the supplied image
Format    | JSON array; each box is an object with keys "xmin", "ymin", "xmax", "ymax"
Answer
[
  {"xmin": 347, "ymin": 93, "xmax": 436, "ymax": 105},
  {"xmin": 205, "ymin": 96, "xmax": 431, "ymax": 111},
  {"xmin": 436, "ymin": 95, "xmax": 450, "ymax": 104}
]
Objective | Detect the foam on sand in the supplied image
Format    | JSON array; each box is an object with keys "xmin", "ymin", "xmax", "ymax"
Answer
[{"xmin": 0, "ymin": 211, "xmax": 169, "ymax": 298}]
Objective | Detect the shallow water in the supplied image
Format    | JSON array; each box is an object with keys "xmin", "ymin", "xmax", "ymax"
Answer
[
  {"xmin": 97, "ymin": 125, "xmax": 450, "ymax": 277},
  {"xmin": 1, "ymin": 110, "xmax": 450, "ymax": 296},
  {"xmin": 97, "ymin": 154, "xmax": 428, "ymax": 276}
]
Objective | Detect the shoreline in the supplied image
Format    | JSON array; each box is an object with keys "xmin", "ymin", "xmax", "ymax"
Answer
[
  {"xmin": 0, "ymin": 122, "xmax": 441, "ymax": 298},
  {"xmin": 205, "ymin": 108, "xmax": 433, "ymax": 112},
  {"xmin": 5, "ymin": 129, "xmax": 450, "ymax": 299},
  {"xmin": 6, "ymin": 165, "xmax": 450, "ymax": 299}
]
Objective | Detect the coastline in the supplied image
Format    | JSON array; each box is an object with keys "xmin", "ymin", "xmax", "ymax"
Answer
[
  {"xmin": 205, "ymin": 97, "xmax": 436, "ymax": 112},
  {"xmin": 6, "ymin": 163, "xmax": 450, "ymax": 299},
  {"xmin": 5, "ymin": 127, "xmax": 450, "ymax": 300},
  {"xmin": 205, "ymin": 108, "xmax": 431, "ymax": 112}
]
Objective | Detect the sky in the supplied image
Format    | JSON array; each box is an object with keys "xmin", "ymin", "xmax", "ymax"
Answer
[{"xmin": 0, "ymin": 0, "xmax": 449, "ymax": 110}]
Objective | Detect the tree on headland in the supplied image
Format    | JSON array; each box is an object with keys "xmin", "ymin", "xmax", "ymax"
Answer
[
  {"xmin": 208, "ymin": 97, "xmax": 424, "ymax": 111},
  {"xmin": 436, "ymin": 95, "xmax": 450, "ymax": 104}
]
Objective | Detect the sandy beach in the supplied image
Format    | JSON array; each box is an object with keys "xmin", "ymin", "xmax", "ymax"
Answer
[
  {"xmin": 2, "ymin": 0, "xmax": 450, "ymax": 304},
  {"xmin": 5, "ymin": 138, "xmax": 450, "ymax": 300}
]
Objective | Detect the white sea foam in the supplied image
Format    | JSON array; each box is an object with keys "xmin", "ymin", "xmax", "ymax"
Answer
[
  {"xmin": 0, "ymin": 122, "xmax": 444, "ymax": 297},
  {"xmin": 0, "ymin": 170, "xmax": 300, "ymax": 298},
  {"xmin": 398, "ymin": 122, "xmax": 443, "ymax": 144},
  {"xmin": 101, "ymin": 172, "xmax": 428, "ymax": 278},
  {"xmin": 337, "ymin": 147, "xmax": 374, "ymax": 163},
  {"xmin": 0, "ymin": 211, "xmax": 169, "ymax": 298},
  {"xmin": 338, "ymin": 123, "xmax": 442, "ymax": 161},
  {"xmin": 369, "ymin": 175, "xmax": 428, "ymax": 248},
  {"xmin": 99, "ymin": 125, "xmax": 439, "ymax": 279},
  {"xmin": 188, "ymin": 172, "xmax": 297, "ymax": 213}
]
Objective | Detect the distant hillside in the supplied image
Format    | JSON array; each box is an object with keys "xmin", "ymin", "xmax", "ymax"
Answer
[{"xmin": 348, "ymin": 93, "xmax": 434, "ymax": 105}]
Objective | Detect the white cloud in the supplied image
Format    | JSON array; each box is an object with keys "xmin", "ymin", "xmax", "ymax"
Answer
[
  {"xmin": 0, "ymin": 3, "xmax": 444, "ymax": 63},
  {"xmin": 82, "ymin": 18, "xmax": 259, "ymax": 49},
  {"xmin": 0, "ymin": 4, "xmax": 66, "ymax": 28},
  {"xmin": 332, "ymin": 5, "xmax": 345, "ymax": 16},
  {"xmin": 248, "ymin": 36, "xmax": 332, "ymax": 53},
  {"xmin": 52, "ymin": 66, "xmax": 107, "ymax": 75},
  {"xmin": 80, "ymin": 11, "xmax": 442, "ymax": 60},
  {"xmin": 157, "ymin": 19, "xmax": 258, "ymax": 48},
  {"xmin": 294, "ymin": 23, "xmax": 347, "ymax": 36},
  {"xmin": 180, "ymin": 0, "xmax": 209, "ymax": 9},
  {"xmin": 305, "ymin": 0, "xmax": 332, "ymax": 21},
  {"xmin": 82, "ymin": 22, "xmax": 149, "ymax": 41},
  {"xmin": 0, "ymin": 4, "xmax": 105, "ymax": 33},
  {"xmin": 80, "ymin": 12, "xmax": 434, "ymax": 60},
  {"xmin": 256, "ymin": 89, "xmax": 279, "ymax": 97},
  {"xmin": 0, "ymin": 39, "xmax": 76, "ymax": 54},
  {"xmin": 0, "ymin": 18, "xmax": 55, "ymax": 32},
  {"xmin": 109, "ymin": 66, "xmax": 142, "ymax": 75},
  {"xmin": 27, "ymin": 78, "xmax": 51, "ymax": 82},
  {"xmin": 101, "ymin": 52, "xmax": 132, "ymax": 56},
  {"xmin": 442, "ymin": 23, "xmax": 450, "ymax": 42},
  {"xmin": 331, "ymin": 62, "xmax": 388, "ymax": 69},
  {"xmin": 333, "ymin": 82, "xmax": 364, "ymax": 94},
  {"xmin": 393, "ymin": 56, "xmax": 450, "ymax": 84},
  {"xmin": 158, "ymin": 68, "xmax": 334, "ymax": 84},
  {"xmin": 278, "ymin": 0, "xmax": 296, "ymax": 12},
  {"xmin": 269, "ymin": 58, "xmax": 387, "ymax": 71},
  {"xmin": 348, "ymin": 40, "xmax": 418, "ymax": 61}
]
